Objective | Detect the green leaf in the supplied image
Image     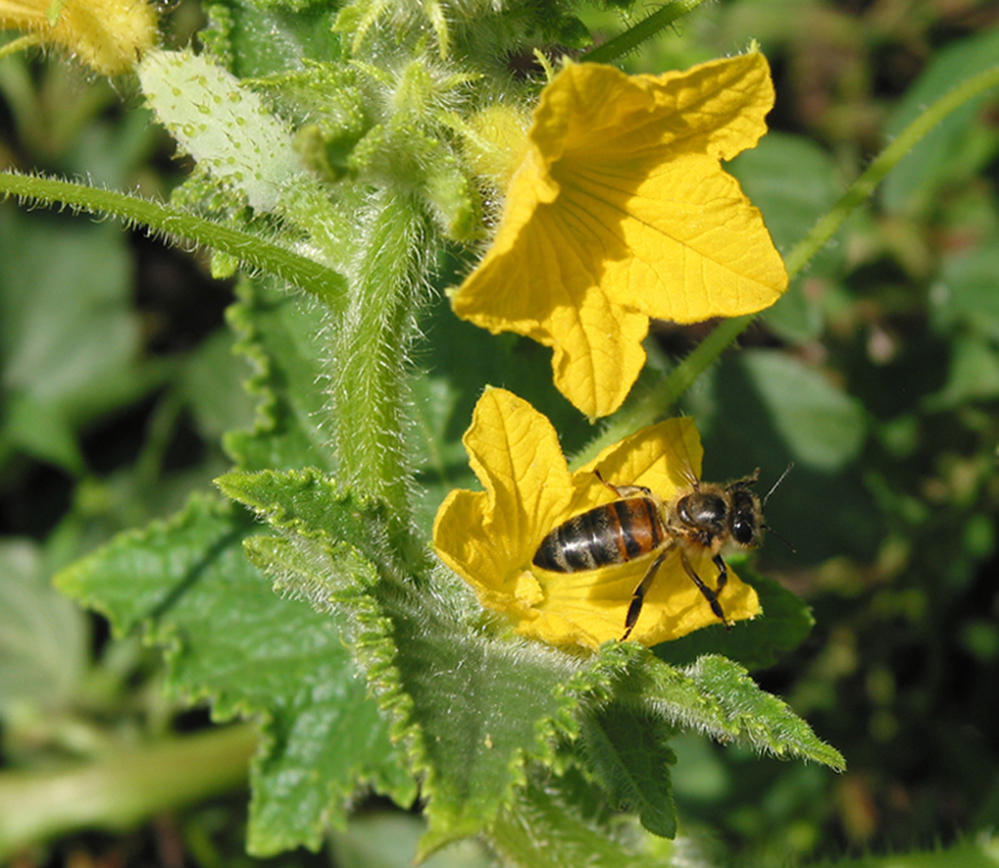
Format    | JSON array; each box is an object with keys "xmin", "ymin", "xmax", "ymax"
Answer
[
  {"xmin": 740, "ymin": 349, "xmax": 866, "ymax": 472},
  {"xmin": 934, "ymin": 240, "xmax": 999, "ymax": 342},
  {"xmin": 728, "ymin": 132, "xmax": 845, "ymax": 344},
  {"xmin": 384, "ymin": 584, "xmax": 619, "ymax": 857},
  {"xmin": 1, "ymin": 391, "xmax": 84, "ymax": 474},
  {"xmin": 618, "ymin": 649, "xmax": 845, "ymax": 771},
  {"xmin": 215, "ymin": 468, "xmax": 400, "ymax": 575},
  {"xmin": 882, "ymin": 28, "xmax": 999, "ymax": 215},
  {"xmin": 55, "ymin": 495, "xmax": 414, "ymax": 856},
  {"xmin": 218, "ymin": 467, "xmax": 631, "ymax": 852},
  {"xmin": 177, "ymin": 328, "xmax": 257, "ymax": 445},
  {"xmin": 202, "ymin": 0, "xmax": 342, "ymax": 79},
  {"xmin": 699, "ymin": 353, "xmax": 882, "ymax": 566},
  {"xmin": 729, "ymin": 131, "xmax": 844, "ymax": 264},
  {"xmin": 578, "ymin": 704, "xmax": 677, "ymax": 838},
  {"xmin": 923, "ymin": 336, "xmax": 999, "ymax": 411},
  {"xmin": 488, "ymin": 775, "xmax": 675, "ymax": 868},
  {"xmin": 0, "ymin": 540, "xmax": 89, "ymax": 715},
  {"xmin": 0, "ymin": 209, "xmax": 162, "ymax": 471},
  {"xmin": 654, "ymin": 568, "xmax": 814, "ymax": 672},
  {"xmin": 223, "ymin": 276, "xmax": 334, "ymax": 473}
]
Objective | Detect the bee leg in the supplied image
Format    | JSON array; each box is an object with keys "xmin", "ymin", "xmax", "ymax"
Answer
[
  {"xmin": 621, "ymin": 548, "xmax": 671, "ymax": 641},
  {"xmin": 712, "ymin": 553, "xmax": 728, "ymax": 596},
  {"xmin": 680, "ymin": 550, "xmax": 732, "ymax": 630}
]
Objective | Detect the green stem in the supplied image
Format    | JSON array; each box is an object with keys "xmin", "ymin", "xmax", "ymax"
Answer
[
  {"xmin": 330, "ymin": 191, "xmax": 424, "ymax": 526},
  {"xmin": 579, "ymin": 0, "xmax": 710, "ymax": 65},
  {"xmin": 0, "ymin": 172, "xmax": 347, "ymax": 310},
  {"xmin": 0, "ymin": 724, "xmax": 256, "ymax": 860},
  {"xmin": 572, "ymin": 61, "xmax": 999, "ymax": 465},
  {"xmin": 784, "ymin": 61, "xmax": 999, "ymax": 278}
]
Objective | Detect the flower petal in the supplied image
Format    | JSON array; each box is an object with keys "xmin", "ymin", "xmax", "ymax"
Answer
[
  {"xmin": 452, "ymin": 156, "xmax": 649, "ymax": 417},
  {"xmin": 565, "ymin": 151, "xmax": 786, "ymax": 322},
  {"xmin": 522, "ymin": 546, "xmax": 759, "ymax": 649},
  {"xmin": 432, "ymin": 388, "xmax": 574, "ymax": 610},
  {"xmin": 542, "ymin": 53, "xmax": 776, "ymax": 167},
  {"xmin": 452, "ymin": 51, "xmax": 787, "ymax": 418}
]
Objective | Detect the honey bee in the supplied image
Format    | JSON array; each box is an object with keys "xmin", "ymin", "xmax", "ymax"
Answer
[{"xmin": 532, "ymin": 457, "xmax": 792, "ymax": 641}]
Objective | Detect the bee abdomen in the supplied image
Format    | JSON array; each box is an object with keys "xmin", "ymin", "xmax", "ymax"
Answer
[{"xmin": 532, "ymin": 498, "xmax": 663, "ymax": 574}]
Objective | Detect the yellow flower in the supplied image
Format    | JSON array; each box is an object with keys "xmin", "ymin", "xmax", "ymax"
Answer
[
  {"xmin": 433, "ymin": 388, "xmax": 760, "ymax": 649},
  {"xmin": 452, "ymin": 52, "xmax": 788, "ymax": 419},
  {"xmin": 1, "ymin": 0, "xmax": 157, "ymax": 76}
]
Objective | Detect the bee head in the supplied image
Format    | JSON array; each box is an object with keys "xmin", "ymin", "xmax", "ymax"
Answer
[{"xmin": 729, "ymin": 486, "xmax": 763, "ymax": 547}]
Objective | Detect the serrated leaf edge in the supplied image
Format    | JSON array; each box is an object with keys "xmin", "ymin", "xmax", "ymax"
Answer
[{"xmin": 624, "ymin": 651, "xmax": 845, "ymax": 772}]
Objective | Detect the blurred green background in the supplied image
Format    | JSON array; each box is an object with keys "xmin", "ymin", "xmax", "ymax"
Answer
[{"xmin": 2, "ymin": 0, "xmax": 999, "ymax": 865}]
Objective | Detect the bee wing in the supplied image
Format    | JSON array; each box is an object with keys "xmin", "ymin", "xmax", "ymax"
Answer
[
  {"xmin": 576, "ymin": 417, "xmax": 703, "ymax": 499},
  {"xmin": 658, "ymin": 417, "xmax": 702, "ymax": 490}
]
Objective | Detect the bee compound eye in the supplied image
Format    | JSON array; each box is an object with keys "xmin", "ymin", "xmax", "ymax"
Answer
[{"xmin": 733, "ymin": 520, "xmax": 756, "ymax": 545}]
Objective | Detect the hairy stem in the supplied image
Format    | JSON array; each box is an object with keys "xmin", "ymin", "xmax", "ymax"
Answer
[
  {"xmin": 0, "ymin": 172, "xmax": 347, "ymax": 310},
  {"xmin": 329, "ymin": 191, "xmax": 425, "ymax": 527},
  {"xmin": 579, "ymin": 0, "xmax": 710, "ymax": 65},
  {"xmin": 573, "ymin": 61, "xmax": 999, "ymax": 465}
]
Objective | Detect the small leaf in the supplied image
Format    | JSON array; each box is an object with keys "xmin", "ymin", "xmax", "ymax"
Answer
[
  {"xmin": 579, "ymin": 704, "xmax": 677, "ymax": 838},
  {"xmin": 1, "ymin": 391, "xmax": 84, "ymax": 473},
  {"xmin": 330, "ymin": 812, "xmax": 495, "ymax": 868},
  {"xmin": 56, "ymin": 495, "xmax": 414, "ymax": 855},
  {"xmin": 924, "ymin": 336, "xmax": 999, "ymax": 411},
  {"xmin": 685, "ymin": 656, "xmax": 845, "ymax": 770},
  {"xmin": 935, "ymin": 241, "xmax": 999, "ymax": 342},
  {"xmin": 618, "ymin": 650, "xmax": 845, "ymax": 771}
]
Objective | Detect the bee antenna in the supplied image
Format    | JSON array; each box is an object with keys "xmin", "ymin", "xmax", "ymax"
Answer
[
  {"xmin": 763, "ymin": 461, "xmax": 794, "ymax": 507},
  {"xmin": 762, "ymin": 523, "xmax": 796, "ymax": 553}
]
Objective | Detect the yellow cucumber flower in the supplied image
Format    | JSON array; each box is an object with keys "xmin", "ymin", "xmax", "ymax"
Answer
[
  {"xmin": 452, "ymin": 51, "xmax": 787, "ymax": 418},
  {"xmin": 433, "ymin": 388, "xmax": 760, "ymax": 649},
  {"xmin": 1, "ymin": 0, "xmax": 157, "ymax": 76}
]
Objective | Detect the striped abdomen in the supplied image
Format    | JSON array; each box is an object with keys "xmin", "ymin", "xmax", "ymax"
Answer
[{"xmin": 532, "ymin": 497, "xmax": 666, "ymax": 574}]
